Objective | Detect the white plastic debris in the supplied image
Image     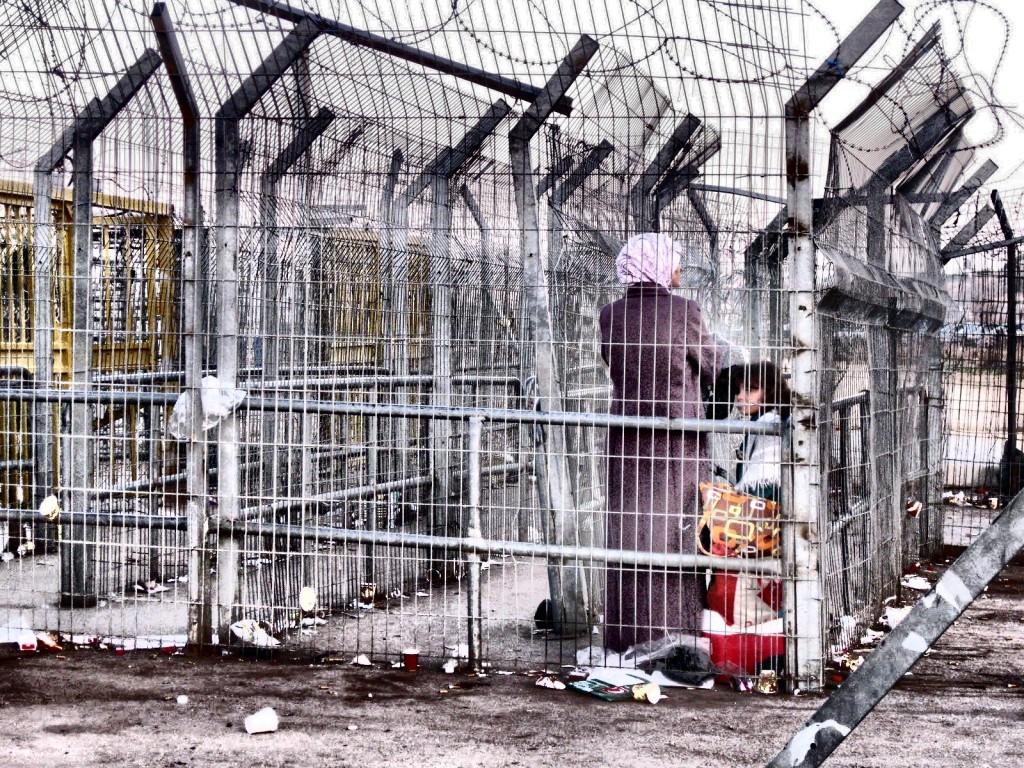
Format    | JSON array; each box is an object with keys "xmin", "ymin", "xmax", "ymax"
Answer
[
  {"xmin": 442, "ymin": 659, "xmax": 458, "ymax": 674},
  {"xmin": 575, "ymin": 645, "xmax": 613, "ymax": 668},
  {"xmin": 860, "ymin": 628, "xmax": 884, "ymax": 645},
  {"xmin": 39, "ymin": 495, "xmax": 60, "ymax": 522},
  {"xmin": 445, "ymin": 643, "xmax": 469, "ymax": 661},
  {"xmin": 16, "ymin": 541, "xmax": 34, "ymax": 557},
  {"xmin": 176, "ymin": 695, "xmax": 189, "ymax": 706},
  {"xmin": 0, "ymin": 552, "xmax": 13, "ymax": 563},
  {"xmin": 901, "ymin": 575, "xmax": 931, "ymax": 592},
  {"xmin": 244, "ymin": 706, "xmax": 279, "ymax": 734},
  {"xmin": 535, "ymin": 676, "xmax": 566, "ymax": 690},
  {"xmin": 167, "ymin": 376, "xmax": 247, "ymax": 439},
  {"xmin": 300, "ymin": 617, "xmax": 327, "ymax": 627},
  {"xmin": 881, "ymin": 605, "xmax": 912, "ymax": 629},
  {"xmin": 299, "ymin": 586, "xmax": 317, "ymax": 612},
  {"xmin": 230, "ymin": 619, "xmax": 280, "ymax": 648},
  {"xmin": 200, "ymin": 376, "xmax": 246, "ymax": 426},
  {"xmin": 351, "ymin": 654, "xmax": 371, "ymax": 666},
  {"xmin": 134, "ymin": 580, "xmax": 170, "ymax": 595}
]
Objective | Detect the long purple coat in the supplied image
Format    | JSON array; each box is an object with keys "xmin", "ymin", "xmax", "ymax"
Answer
[{"xmin": 599, "ymin": 283, "xmax": 726, "ymax": 652}]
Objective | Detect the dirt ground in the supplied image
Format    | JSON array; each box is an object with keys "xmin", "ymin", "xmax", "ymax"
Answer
[{"xmin": 1, "ymin": 560, "xmax": 1022, "ymax": 768}]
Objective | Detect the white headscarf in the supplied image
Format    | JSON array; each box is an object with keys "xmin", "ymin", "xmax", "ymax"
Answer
[{"xmin": 615, "ymin": 233, "xmax": 682, "ymax": 288}]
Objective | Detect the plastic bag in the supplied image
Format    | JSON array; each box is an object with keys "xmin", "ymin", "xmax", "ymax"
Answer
[
  {"xmin": 167, "ymin": 376, "xmax": 247, "ymax": 439},
  {"xmin": 620, "ymin": 632, "xmax": 712, "ymax": 668}
]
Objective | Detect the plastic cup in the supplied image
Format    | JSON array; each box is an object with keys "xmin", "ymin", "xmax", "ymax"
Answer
[
  {"xmin": 403, "ymin": 647, "xmax": 420, "ymax": 672},
  {"xmin": 244, "ymin": 706, "xmax": 279, "ymax": 734},
  {"xmin": 359, "ymin": 583, "xmax": 376, "ymax": 606},
  {"xmin": 631, "ymin": 682, "xmax": 664, "ymax": 704}
]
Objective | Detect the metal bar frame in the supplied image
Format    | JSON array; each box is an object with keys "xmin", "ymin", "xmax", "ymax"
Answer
[
  {"xmin": 535, "ymin": 153, "xmax": 578, "ymax": 199},
  {"xmin": 27, "ymin": 48, "xmax": 163, "ymax": 607},
  {"xmin": 548, "ymin": 139, "xmax": 614, "ymax": 265},
  {"xmin": 629, "ymin": 115, "xmax": 701, "ymax": 231},
  {"xmin": 0, "ymin": 386, "xmax": 783, "ymax": 435},
  {"xmin": 928, "ymin": 159, "xmax": 997, "ymax": 229},
  {"xmin": 388, "ymin": 101, "xmax": 510, "ymax": 585},
  {"xmin": 992, "ymin": 190, "xmax": 1018, "ymax": 500},
  {"xmin": 0, "ymin": 507, "xmax": 784, "ymax": 577},
  {"xmin": 30, "ymin": 49, "xmax": 164, "ymax": 507},
  {"xmin": 940, "ymin": 204, "xmax": 996, "ymax": 262},
  {"xmin": 257, "ymin": 107, "xmax": 335, "ymax": 515}
]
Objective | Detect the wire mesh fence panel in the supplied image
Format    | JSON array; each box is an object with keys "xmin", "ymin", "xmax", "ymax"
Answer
[
  {"xmin": 940, "ymin": 185, "xmax": 1024, "ymax": 549},
  {"xmin": 0, "ymin": 0, "xmax": 1012, "ymax": 690}
]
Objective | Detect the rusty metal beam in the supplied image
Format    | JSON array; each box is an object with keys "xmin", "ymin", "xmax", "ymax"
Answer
[{"xmin": 227, "ymin": 0, "xmax": 572, "ymax": 114}]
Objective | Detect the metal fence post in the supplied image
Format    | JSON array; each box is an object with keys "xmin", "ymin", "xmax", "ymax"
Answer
[
  {"xmin": 391, "ymin": 102, "xmax": 510, "ymax": 554},
  {"xmin": 30, "ymin": 169, "xmax": 56, "ymax": 514},
  {"xmin": 783, "ymin": 0, "xmax": 903, "ymax": 689},
  {"xmin": 28, "ymin": 49, "xmax": 163, "ymax": 607},
  {"xmin": 151, "ymin": 0, "xmax": 212, "ymax": 653},
  {"xmin": 458, "ymin": 184, "xmax": 496, "ymax": 348},
  {"xmin": 258, "ymin": 108, "xmax": 335, "ymax": 505},
  {"xmin": 992, "ymin": 191, "xmax": 1020, "ymax": 501},
  {"xmin": 213, "ymin": 18, "xmax": 321, "ymax": 641},
  {"xmin": 61, "ymin": 134, "xmax": 96, "ymax": 606},
  {"xmin": 510, "ymin": 35, "xmax": 598, "ymax": 634},
  {"xmin": 465, "ymin": 416, "xmax": 484, "ymax": 670}
]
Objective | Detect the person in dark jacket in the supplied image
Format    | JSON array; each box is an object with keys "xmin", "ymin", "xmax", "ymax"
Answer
[{"xmin": 599, "ymin": 233, "xmax": 730, "ymax": 653}]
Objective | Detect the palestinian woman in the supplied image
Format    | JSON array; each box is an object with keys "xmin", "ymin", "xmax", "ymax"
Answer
[{"xmin": 599, "ymin": 233, "xmax": 730, "ymax": 653}]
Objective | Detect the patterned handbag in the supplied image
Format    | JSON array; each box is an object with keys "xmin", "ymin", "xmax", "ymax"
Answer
[{"xmin": 697, "ymin": 482, "xmax": 780, "ymax": 558}]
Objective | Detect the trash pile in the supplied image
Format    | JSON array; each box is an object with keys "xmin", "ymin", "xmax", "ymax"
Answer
[
  {"xmin": 825, "ymin": 561, "xmax": 937, "ymax": 687},
  {"xmin": 943, "ymin": 489, "xmax": 1000, "ymax": 510},
  {"xmin": 528, "ymin": 632, "xmax": 783, "ymax": 703},
  {"xmin": 0, "ymin": 617, "xmax": 187, "ymax": 656}
]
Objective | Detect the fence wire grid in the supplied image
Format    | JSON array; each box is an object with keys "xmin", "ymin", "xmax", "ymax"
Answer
[{"xmin": 0, "ymin": 0, "xmax": 1018, "ymax": 690}]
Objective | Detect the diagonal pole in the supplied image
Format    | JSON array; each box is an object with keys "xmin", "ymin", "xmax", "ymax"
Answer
[{"xmin": 766, "ymin": 487, "xmax": 1024, "ymax": 767}]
